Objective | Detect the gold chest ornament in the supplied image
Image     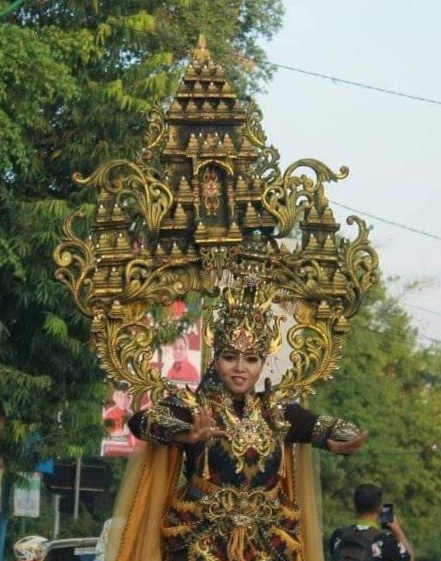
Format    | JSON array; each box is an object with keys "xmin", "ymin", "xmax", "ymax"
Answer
[{"xmin": 214, "ymin": 393, "xmax": 275, "ymax": 474}]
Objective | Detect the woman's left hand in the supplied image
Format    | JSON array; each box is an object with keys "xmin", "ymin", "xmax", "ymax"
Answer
[{"xmin": 326, "ymin": 430, "xmax": 367, "ymax": 455}]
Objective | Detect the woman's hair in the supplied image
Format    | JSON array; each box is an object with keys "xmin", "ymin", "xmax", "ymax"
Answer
[{"xmin": 196, "ymin": 359, "xmax": 222, "ymax": 395}]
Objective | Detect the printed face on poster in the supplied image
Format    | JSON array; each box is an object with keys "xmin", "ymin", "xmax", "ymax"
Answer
[
  {"xmin": 155, "ymin": 319, "xmax": 202, "ymax": 388},
  {"xmin": 101, "ymin": 302, "xmax": 202, "ymax": 457}
]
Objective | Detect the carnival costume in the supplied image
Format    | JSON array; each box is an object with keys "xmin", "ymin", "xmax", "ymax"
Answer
[
  {"xmin": 52, "ymin": 32, "xmax": 379, "ymax": 561},
  {"xmin": 106, "ymin": 284, "xmax": 361, "ymax": 561},
  {"xmin": 130, "ymin": 369, "xmax": 356, "ymax": 561}
]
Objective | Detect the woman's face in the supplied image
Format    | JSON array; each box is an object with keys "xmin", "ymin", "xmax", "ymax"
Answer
[{"xmin": 215, "ymin": 349, "xmax": 265, "ymax": 398}]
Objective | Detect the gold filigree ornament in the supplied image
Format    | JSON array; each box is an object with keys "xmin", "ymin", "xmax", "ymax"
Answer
[
  {"xmin": 143, "ymin": 102, "xmax": 167, "ymax": 151},
  {"xmin": 201, "ymin": 486, "xmax": 278, "ymax": 538},
  {"xmin": 203, "ymin": 279, "xmax": 285, "ymax": 357},
  {"xmin": 54, "ymin": 35, "xmax": 379, "ymax": 409},
  {"xmin": 213, "ymin": 393, "xmax": 275, "ymax": 474}
]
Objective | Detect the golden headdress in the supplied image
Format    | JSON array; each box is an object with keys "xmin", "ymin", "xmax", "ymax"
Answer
[
  {"xmin": 203, "ymin": 276, "xmax": 284, "ymax": 356},
  {"xmin": 54, "ymin": 36, "xmax": 379, "ymax": 408},
  {"xmin": 53, "ymin": 36, "xmax": 380, "ymax": 561}
]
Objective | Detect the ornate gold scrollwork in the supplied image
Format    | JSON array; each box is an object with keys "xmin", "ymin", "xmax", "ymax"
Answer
[
  {"xmin": 54, "ymin": 212, "xmax": 97, "ymax": 317},
  {"xmin": 243, "ymin": 101, "xmax": 267, "ymax": 148},
  {"xmin": 262, "ymin": 159, "xmax": 347, "ymax": 238},
  {"xmin": 143, "ymin": 102, "xmax": 167, "ymax": 150},
  {"xmin": 275, "ymin": 314, "xmax": 346, "ymax": 401},
  {"xmin": 199, "ymin": 247, "xmax": 235, "ymax": 282},
  {"xmin": 121, "ymin": 261, "xmax": 202, "ymax": 305},
  {"xmin": 254, "ymin": 145, "xmax": 281, "ymax": 185},
  {"xmin": 54, "ymin": 38, "xmax": 379, "ymax": 408},
  {"xmin": 74, "ymin": 159, "xmax": 173, "ymax": 238},
  {"xmin": 91, "ymin": 304, "xmax": 198, "ymax": 409},
  {"xmin": 339, "ymin": 215, "xmax": 380, "ymax": 317}
]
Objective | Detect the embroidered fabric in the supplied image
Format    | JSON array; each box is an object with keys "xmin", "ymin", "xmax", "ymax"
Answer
[
  {"xmin": 311, "ymin": 415, "xmax": 360, "ymax": 449},
  {"xmin": 113, "ymin": 363, "xmax": 360, "ymax": 561}
]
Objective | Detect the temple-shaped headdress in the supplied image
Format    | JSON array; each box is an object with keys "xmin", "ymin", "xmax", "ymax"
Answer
[
  {"xmin": 205, "ymin": 279, "xmax": 284, "ymax": 357},
  {"xmin": 54, "ymin": 36, "xmax": 379, "ymax": 407}
]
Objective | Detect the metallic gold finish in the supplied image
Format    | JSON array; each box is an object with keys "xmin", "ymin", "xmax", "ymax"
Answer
[
  {"xmin": 217, "ymin": 394, "xmax": 275, "ymax": 473},
  {"xmin": 54, "ymin": 36, "xmax": 379, "ymax": 407},
  {"xmin": 144, "ymin": 102, "xmax": 167, "ymax": 150},
  {"xmin": 262, "ymin": 159, "xmax": 349, "ymax": 238},
  {"xmin": 201, "ymin": 485, "xmax": 280, "ymax": 535},
  {"xmin": 244, "ymin": 101, "xmax": 267, "ymax": 148}
]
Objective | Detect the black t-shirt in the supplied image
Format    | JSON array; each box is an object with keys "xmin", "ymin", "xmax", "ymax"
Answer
[{"xmin": 329, "ymin": 524, "xmax": 410, "ymax": 561}]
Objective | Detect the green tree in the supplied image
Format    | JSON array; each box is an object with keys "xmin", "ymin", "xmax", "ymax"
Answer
[
  {"xmin": 0, "ymin": 0, "xmax": 285, "ymax": 466},
  {"xmin": 2, "ymin": 0, "xmax": 284, "ymax": 198},
  {"xmin": 310, "ymin": 279, "xmax": 441, "ymax": 561},
  {"xmin": 0, "ymin": 0, "xmax": 284, "ymax": 555}
]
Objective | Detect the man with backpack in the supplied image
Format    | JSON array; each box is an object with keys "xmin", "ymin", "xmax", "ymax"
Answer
[{"xmin": 329, "ymin": 483, "xmax": 414, "ymax": 561}]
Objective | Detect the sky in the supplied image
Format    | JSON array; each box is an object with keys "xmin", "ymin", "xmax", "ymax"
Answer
[{"xmin": 256, "ymin": 0, "xmax": 441, "ymax": 347}]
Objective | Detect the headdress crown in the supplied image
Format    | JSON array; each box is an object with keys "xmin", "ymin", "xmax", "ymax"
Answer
[{"xmin": 204, "ymin": 274, "xmax": 284, "ymax": 356}]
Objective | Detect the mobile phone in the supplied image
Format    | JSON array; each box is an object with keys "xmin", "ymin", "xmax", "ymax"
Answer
[{"xmin": 380, "ymin": 503, "xmax": 394, "ymax": 527}]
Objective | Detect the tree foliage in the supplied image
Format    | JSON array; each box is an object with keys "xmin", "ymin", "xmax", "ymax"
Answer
[
  {"xmin": 4, "ymin": 2, "xmax": 441, "ymax": 559},
  {"xmin": 0, "ymin": 0, "xmax": 285, "ymax": 461},
  {"xmin": 0, "ymin": 0, "xmax": 284, "ymax": 555},
  {"xmin": 1, "ymin": 0, "xmax": 284, "ymax": 198},
  {"xmin": 310, "ymin": 278, "xmax": 441, "ymax": 561}
]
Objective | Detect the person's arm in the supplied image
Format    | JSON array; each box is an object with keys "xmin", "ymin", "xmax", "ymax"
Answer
[
  {"xmin": 129, "ymin": 399, "xmax": 227, "ymax": 445},
  {"xmin": 326, "ymin": 431, "xmax": 367, "ymax": 454},
  {"xmin": 284, "ymin": 403, "xmax": 365, "ymax": 454},
  {"xmin": 128, "ymin": 398, "xmax": 194, "ymax": 445},
  {"xmin": 385, "ymin": 516, "xmax": 414, "ymax": 561},
  {"xmin": 328, "ymin": 528, "xmax": 342, "ymax": 555}
]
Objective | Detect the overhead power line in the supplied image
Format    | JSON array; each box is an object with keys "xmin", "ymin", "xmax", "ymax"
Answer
[
  {"xmin": 273, "ymin": 62, "xmax": 441, "ymax": 107},
  {"xmin": 416, "ymin": 333, "xmax": 441, "ymax": 344},
  {"xmin": 331, "ymin": 201, "xmax": 441, "ymax": 241},
  {"xmin": 405, "ymin": 303, "xmax": 441, "ymax": 319},
  {"xmin": 3, "ymin": 3, "xmax": 439, "ymax": 110},
  {"xmin": 2, "ymin": 3, "xmax": 439, "ymax": 109}
]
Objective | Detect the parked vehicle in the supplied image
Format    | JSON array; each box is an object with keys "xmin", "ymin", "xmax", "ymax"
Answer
[
  {"xmin": 14, "ymin": 535, "xmax": 99, "ymax": 561},
  {"xmin": 42, "ymin": 537, "xmax": 98, "ymax": 561}
]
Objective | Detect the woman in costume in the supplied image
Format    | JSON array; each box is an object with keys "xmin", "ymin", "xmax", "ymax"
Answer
[{"xmin": 115, "ymin": 284, "xmax": 366, "ymax": 561}]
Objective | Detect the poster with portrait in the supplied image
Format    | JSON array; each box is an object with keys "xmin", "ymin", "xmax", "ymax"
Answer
[
  {"xmin": 101, "ymin": 385, "xmax": 137, "ymax": 457},
  {"xmin": 101, "ymin": 299, "xmax": 202, "ymax": 457},
  {"xmin": 159, "ymin": 325, "xmax": 202, "ymax": 389}
]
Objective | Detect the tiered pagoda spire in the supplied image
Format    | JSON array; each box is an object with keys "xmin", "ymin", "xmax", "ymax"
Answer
[{"xmin": 54, "ymin": 35, "xmax": 379, "ymax": 405}]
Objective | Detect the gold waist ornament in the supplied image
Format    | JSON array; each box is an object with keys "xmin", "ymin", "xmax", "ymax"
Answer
[{"xmin": 192, "ymin": 476, "xmax": 289, "ymax": 561}]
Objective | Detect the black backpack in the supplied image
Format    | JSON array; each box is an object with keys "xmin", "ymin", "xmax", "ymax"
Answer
[{"xmin": 331, "ymin": 526, "xmax": 383, "ymax": 561}]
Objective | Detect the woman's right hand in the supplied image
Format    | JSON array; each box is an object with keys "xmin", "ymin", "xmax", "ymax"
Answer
[{"xmin": 173, "ymin": 407, "xmax": 227, "ymax": 444}]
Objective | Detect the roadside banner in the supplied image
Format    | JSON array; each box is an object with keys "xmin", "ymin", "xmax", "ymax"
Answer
[{"xmin": 13, "ymin": 473, "xmax": 41, "ymax": 518}]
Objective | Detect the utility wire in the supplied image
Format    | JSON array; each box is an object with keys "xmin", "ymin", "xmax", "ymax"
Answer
[
  {"xmin": 416, "ymin": 333, "xmax": 441, "ymax": 344},
  {"xmin": 273, "ymin": 62, "xmax": 441, "ymax": 107},
  {"xmin": 405, "ymin": 303, "xmax": 441, "ymax": 318},
  {"xmin": 331, "ymin": 200, "xmax": 441, "ymax": 241},
  {"xmin": 3, "ymin": 2, "xmax": 441, "ymax": 110},
  {"xmin": 2, "ymin": 10, "xmax": 441, "ymax": 334},
  {"xmin": 3, "ymin": 2, "xmax": 441, "ymax": 109},
  {"xmin": 331, "ymin": 200, "xmax": 441, "ymax": 334}
]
